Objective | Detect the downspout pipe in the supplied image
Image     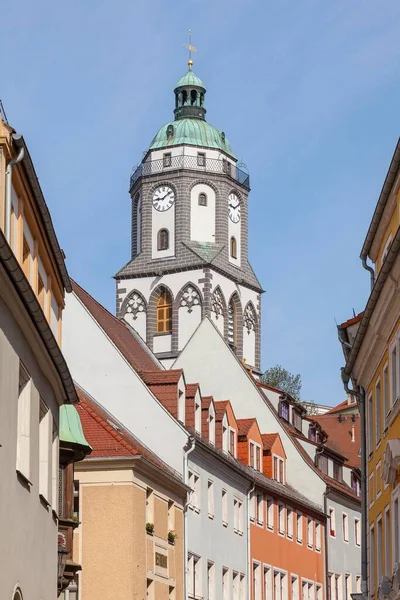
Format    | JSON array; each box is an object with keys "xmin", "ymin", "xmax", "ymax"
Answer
[
  {"xmin": 341, "ymin": 370, "xmax": 368, "ymax": 600},
  {"xmin": 4, "ymin": 134, "xmax": 24, "ymax": 243},
  {"xmin": 183, "ymin": 436, "xmax": 196, "ymax": 600},
  {"xmin": 361, "ymin": 256, "xmax": 375, "ymax": 291}
]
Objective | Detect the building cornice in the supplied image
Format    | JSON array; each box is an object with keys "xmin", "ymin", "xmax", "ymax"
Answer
[{"xmin": 0, "ymin": 229, "xmax": 77, "ymax": 403}]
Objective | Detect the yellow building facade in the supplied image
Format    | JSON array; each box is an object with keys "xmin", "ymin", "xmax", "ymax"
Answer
[{"xmin": 339, "ymin": 140, "xmax": 400, "ymax": 600}]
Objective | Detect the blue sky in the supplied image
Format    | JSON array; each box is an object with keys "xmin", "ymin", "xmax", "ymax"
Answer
[{"xmin": 2, "ymin": 0, "xmax": 400, "ymax": 406}]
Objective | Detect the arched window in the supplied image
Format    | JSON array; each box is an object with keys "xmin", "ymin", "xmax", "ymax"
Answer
[
  {"xmin": 228, "ymin": 299, "xmax": 237, "ymax": 349},
  {"xmin": 230, "ymin": 236, "xmax": 237, "ymax": 259},
  {"xmin": 157, "ymin": 229, "xmax": 169, "ymax": 251},
  {"xmin": 157, "ymin": 291, "xmax": 172, "ymax": 334},
  {"xmin": 191, "ymin": 90, "xmax": 197, "ymax": 105},
  {"xmin": 13, "ymin": 589, "xmax": 23, "ymax": 600},
  {"xmin": 198, "ymin": 193, "xmax": 207, "ymax": 206},
  {"xmin": 136, "ymin": 196, "xmax": 142, "ymax": 253}
]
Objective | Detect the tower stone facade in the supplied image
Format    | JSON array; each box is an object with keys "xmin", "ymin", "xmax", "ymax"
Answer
[{"xmin": 115, "ymin": 64, "xmax": 263, "ymax": 370}]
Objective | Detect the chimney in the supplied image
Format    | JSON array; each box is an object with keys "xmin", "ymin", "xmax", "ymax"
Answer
[{"xmin": 351, "ymin": 422, "xmax": 355, "ymax": 443}]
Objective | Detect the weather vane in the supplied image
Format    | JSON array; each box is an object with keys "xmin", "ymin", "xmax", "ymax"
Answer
[{"xmin": 184, "ymin": 29, "xmax": 197, "ymax": 69}]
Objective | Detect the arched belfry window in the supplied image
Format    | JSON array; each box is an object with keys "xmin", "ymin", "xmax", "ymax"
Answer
[
  {"xmin": 191, "ymin": 90, "xmax": 197, "ymax": 105},
  {"xmin": 228, "ymin": 299, "xmax": 237, "ymax": 349},
  {"xmin": 157, "ymin": 291, "xmax": 172, "ymax": 334},
  {"xmin": 230, "ymin": 236, "xmax": 237, "ymax": 259},
  {"xmin": 157, "ymin": 229, "xmax": 169, "ymax": 251}
]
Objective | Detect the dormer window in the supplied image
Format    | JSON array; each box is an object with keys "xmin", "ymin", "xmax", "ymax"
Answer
[
  {"xmin": 222, "ymin": 415, "xmax": 228, "ymax": 453},
  {"xmin": 316, "ymin": 453, "xmax": 328, "ymax": 475},
  {"xmin": 292, "ymin": 409, "xmax": 302, "ymax": 432},
  {"xmin": 333, "ymin": 461, "xmax": 343, "ymax": 482},
  {"xmin": 195, "ymin": 399, "xmax": 201, "ymax": 434},
  {"xmin": 308, "ymin": 426, "xmax": 316, "ymax": 442},
  {"xmin": 279, "ymin": 401, "xmax": 289, "ymax": 422},
  {"xmin": 229, "ymin": 428, "xmax": 236, "ymax": 457},
  {"xmin": 209, "ymin": 406, "xmax": 215, "ymax": 445},
  {"xmin": 178, "ymin": 387, "xmax": 185, "ymax": 424},
  {"xmin": 273, "ymin": 455, "xmax": 285, "ymax": 483}
]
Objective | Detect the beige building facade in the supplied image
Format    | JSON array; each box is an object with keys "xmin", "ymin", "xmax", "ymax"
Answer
[{"xmin": 73, "ymin": 386, "xmax": 186, "ymax": 600}]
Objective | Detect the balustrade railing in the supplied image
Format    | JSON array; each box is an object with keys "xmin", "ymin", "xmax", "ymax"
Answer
[{"xmin": 130, "ymin": 154, "xmax": 250, "ymax": 190}]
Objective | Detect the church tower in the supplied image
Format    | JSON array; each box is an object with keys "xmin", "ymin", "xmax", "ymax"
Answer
[{"xmin": 115, "ymin": 58, "xmax": 263, "ymax": 370}]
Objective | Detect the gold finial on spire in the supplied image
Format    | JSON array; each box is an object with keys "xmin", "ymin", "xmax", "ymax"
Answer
[{"xmin": 184, "ymin": 29, "xmax": 197, "ymax": 69}]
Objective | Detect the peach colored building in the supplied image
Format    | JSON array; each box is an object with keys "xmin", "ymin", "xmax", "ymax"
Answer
[{"xmin": 73, "ymin": 386, "xmax": 187, "ymax": 600}]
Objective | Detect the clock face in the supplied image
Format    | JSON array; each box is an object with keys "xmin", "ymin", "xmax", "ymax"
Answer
[
  {"xmin": 152, "ymin": 186, "xmax": 175, "ymax": 212},
  {"xmin": 228, "ymin": 193, "xmax": 241, "ymax": 223}
]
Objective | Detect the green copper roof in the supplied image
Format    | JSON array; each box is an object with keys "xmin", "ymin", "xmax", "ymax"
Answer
[
  {"xmin": 149, "ymin": 118, "xmax": 236, "ymax": 158},
  {"xmin": 60, "ymin": 404, "xmax": 92, "ymax": 452},
  {"xmin": 175, "ymin": 69, "xmax": 205, "ymax": 89}
]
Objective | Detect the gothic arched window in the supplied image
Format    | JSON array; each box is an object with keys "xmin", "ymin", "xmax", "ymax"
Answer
[
  {"xmin": 198, "ymin": 193, "xmax": 207, "ymax": 206},
  {"xmin": 228, "ymin": 299, "xmax": 237, "ymax": 349},
  {"xmin": 157, "ymin": 291, "xmax": 172, "ymax": 334},
  {"xmin": 157, "ymin": 229, "xmax": 169, "ymax": 251},
  {"xmin": 230, "ymin": 236, "xmax": 237, "ymax": 259}
]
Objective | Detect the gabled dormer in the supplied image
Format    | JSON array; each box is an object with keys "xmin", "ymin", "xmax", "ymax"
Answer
[
  {"xmin": 278, "ymin": 393, "xmax": 306, "ymax": 432},
  {"xmin": 214, "ymin": 400, "xmax": 238, "ymax": 457},
  {"xmin": 140, "ymin": 369, "xmax": 186, "ymax": 423},
  {"xmin": 236, "ymin": 418, "xmax": 263, "ymax": 472},
  {"xmin": 185, "ymin": 383, "xmax": 202, "ymax": 435},
  {"xmin": 315, "ymin": 445, "xmax": 345, "ymax": 482},
  {"xmin": 261, "ymin": 433, "xmax": 287, "ymax": 484},
  {"xmin": 201, "ymin": 396, "xmax": 216, "ymax": 445}
]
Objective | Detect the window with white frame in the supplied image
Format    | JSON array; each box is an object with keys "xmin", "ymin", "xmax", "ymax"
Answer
[
  {"xmin": 307, "ymin": 518, "xmax": 313, "ymax": 549},
  {"xmin": 278, "ymin": 504, "xmax": 285, "ymax": 535},
  {"xmin": 384, "ymin": 506, "xmax": 390, "ymax": 576},
  {"xmin": 222, "ymin": 489, "xmax": 228, "ymax": 526},
  {"xmin": 208, "ymin": 480, "xmax": 214, "ymax": 518},
  {"xmin": 381, "ymin": 234, "xmax": 392, "ymax": 266},
  {"xmin": 315, "ymin": 522, "xmax": 321, "ymax": 551},
  {"xmin": 188, "ymin": 554, "xmax": 201, "ymax": 600},
  {"xmin": 344, "ymin": 575, "xmax": 351, "ymax": 600},
  {"xmin": 195, "ymin": 399, "xmax": 201, "ymax": 434},
  {"xmin": 256, "ymin": 445, "xmax": 261, "ymax": 471},
  {"xmin": 240, "ymin": 574, "xmax": 246, "ymax": 600},
  {"xmin": 316, "ymin": 584, "xmax": 322, "ymax": 600},
  {"xmin": 233, "ymin": 571, "xmax": 240, "ymax": 600},
  {"xmin": 393, "ymin": 492, "xmax": 400, "ymax": 567},
  {"xmin": 178, "ymin": 387, "xmax": 185, "ymax": 423},
  {"xmin": 377, "ymin": 516, "xmax": 382, "ymax": 587},
  {"xmin": 275, "ymin": 571, "xmax": 288, "ymax": 600},
  {"xmin": 342, "ymin": 513, "xmax": 349, "ymax": 542},
  {"xmin": 297, "ymin": 513, "xmax": 303, "ymax": 543},
  {"xmin": 273, "ymin": 455, "xmax": 285, "ymax": 483},
  {"xmin": 51, "ymin": 425, "xmax": 59, "ymax": 512},
  {"xmin": 188, "ymin": 470, "xmax": 200, "ymax": 512},
  {"xmin": 281, "ymin": 573, "xmax": 288, "ymax": 600},
  {"xmin": 376, "ymin": 462, "xmax": 382, "ymax": 498},
  {"xmin": 209, "ymin": 404, "xmax": 215, "ymax": 445},
  {"xmin": 286, "ymin": 507, "xmax": 293, "ymax": 539},
  {"xmin": 355, "ymin": 518, "xmax": 361, "ymax": 547},
  {"xmin": 329, "ymin": 507, "xmax": 336, "ymax": 537},
  {"xmin": 256, "ymin": 493, "xmax": 264, "ymax": 525},
  {"xmin": 367, "ymin": 393, "xmax": 374, "ymax": 454},
  {"xmin": 16, "ymin": 361, "xmax": 32, "ymax": 481},
  {"xmin": 356, "ymin": 576, "xmax": 361, "ymax": 593},
  {"xmin": 369, "ymin": 473, "xmax": 375, "ymax": 508},
  {"xmin": 234, "ymin": 498, "xmax": 243, "ymax": 534},
  {"xmin": 291, "ymin": 576, "xmax": 299, "ymax": 600},
  {"xmin": 375, "ymin": 379, "xmax": 381, "ymax": 445},
  {"xmin": 328, "ymin": 574, "xmax": 333, "ymax": 600},
  {"xmin": 253, "ymin": 563, "xmax": 261, "ymax": 600},
  {"xmin": 267, "ymin": 497, "xmax": 274, "ymax": 530},
  {"xmin": 207, "ymin": 561, "xmax": 215, "ymax": 600},
  {"xmin": 302, "ymin": 581, "xmax": 315, "ymax": 600},
  {"xmin": 370, "ymin": 526, "xmax": 375, "ymax": 596},
  {"xmin": 383, "ymin": 364, "xmax": 389, "ymax": 422},
  {"xmin": 229, "ymin": 428, "xmax": 236, "ymax": 457},
  {"xmin": 39, "ymin": 399, "xmax": 52, "ymax": 503},
  {"xmin": 168, "ymin": 500, "xmax": 175, "ymax": 532},
  {"xmin": 389, "ymin": 332, "xmax": 400, "ymax": 408},
  {"xmin": 222, "ymin": 415, "xmax": 229, "ymax": 453},
  {"xmin": 264, "ymin": 566, "xmax": 272, "ymax": 600},
  {"xmin": 249, "ymin": 489, "xmax": 256, "ymax": 522}
]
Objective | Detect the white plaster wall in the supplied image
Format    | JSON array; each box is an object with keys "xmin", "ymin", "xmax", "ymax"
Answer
[
  {"xmin": 210, "ymin": 310, "xmax": 224, "ymax": 337},
  {"xmin": 243, "ymin": 328, "xmax": 255, "ymax": 367},
  {"xmin": 298, "ymin": 438, "xmax": 318, "ymax": 461},
  {"xmin": 0, "ymin": 286, "xmax": 59, "ymax": 600},
  {"xmin": 152, "ymin": 201, "xmax": 175, "ymax": 259},
  {"xmin": 258, "ymin": 387, "xmax": 280, "ymax": 412},
  {"xmin": 188, "ymin": 449, "xmax": 249, "ymax": 599},
  {"xmin": 153, "ymin": 333, "xmax": 172, "ymax": 353},
  {"xmin": 118, "ymin": 269, "xmax": 204, "ymax": 304},
  {"xmin": 174, "ymin": 319, "xmax": 326, "ymax": 506},
  {"xmin": 178, "ymin": 305, "xmax": 201, "ymax": 351},
  {"xmin": 343, "ymin": 466, "xmax": 352, "ymax": 487},
  {"xmin": 211, "ymin": 272, "xmax": 259, "ymax": 314},
  {"xmin": 62, "ymin": 292, "xmax": 188, "ymax": 474},
  {"xmin": 190, "ymin": 183, "xmax": 216, "ymax": 243},
  {"xmin": 124, "ymin": 311, "xmax": 146, "ymax": 341}
]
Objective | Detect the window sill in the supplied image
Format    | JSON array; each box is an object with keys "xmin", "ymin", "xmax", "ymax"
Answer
[
  {"xmin": 208, "ymin": 513, "xmax": 214, "ymax": 520},
  {"xmin": 267, "ymin": 525, "xmax": 274, "ymax": 532},
  {"xmin": 307, "ymin": 544, "xmax": 313, "ymax": 550},
  {"xmin": 154, "ymin": 332, "xmax": 172, "ymax": 338},
  {"xmin": 256, "ymin": 520, "xmax": 264, "ymax": 527},
  {"xmin": 222, "ymin": 521, "xmax": 228, "ymax": 528},
  {"xmin": 278, "ymin": 531, "xmax": 285, "ymax": 537},
  {"xmin": 287, "ymin": 534, "xmax": 293, "ymax": 541},
  {"xmin": 296, "ymin": 539, "xmax": 303, "ymax": 545},
  {"xmin": 39, "ymin": 493, "xmax": 51, "ymax": 509},
  {"xmin": 16, "ymin": 469, "xmax": 32, "ymax": 488}
]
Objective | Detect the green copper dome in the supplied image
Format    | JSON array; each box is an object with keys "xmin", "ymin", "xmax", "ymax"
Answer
[
  {"xmin": 175, "ymin": 69, "xmax": 205, "ymax": 89},
  {"xmin": 149, "ymin": 118, "xmax": 236, "ymax": 158},
  {"xmin": 60, "ymin": 404, "xmax": 92, "ymax": 458}
]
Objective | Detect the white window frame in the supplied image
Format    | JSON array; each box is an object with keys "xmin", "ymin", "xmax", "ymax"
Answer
[
  {"xmin": 392, "ymin": 486, "xmax": 400, "ymax": 570},
  {"xmin": 195, "ymin": 398, "xmax": 201, "ymax": 434},
  {"xmin": 255, "ymin": 443, "xmax": 262, "ymax": 472},
  {"xmin": 381, "ymin": 233, "xmax": 392, "ymax": 267},
  {"xmin": 229, "ymin": 426, "xmax": 236, "ymax": 457},
  {"xmin": 389, "ymin": 330, "xmax": 400, "ymax": 410},
  {"xmin": 39, "ymin": 399, "xmax": 52, "ymax": 505},
  {"xmin": 253, "ymin": 561, "xmax": 262, "ymax": 600},
  {"xmin": 355, "ymin": 518, "xmax": 361, "ymax": 547},
  {"xmin": 291, "ymin": 575, "xmax": 299, "ymax": 600},
  {"xmin": 367, "ymin": 393, "xmax": 374, "ymax": 456},
  {"xmin": 188, "ymin": 470, "xmax": 201, "ymax": 513},
  {"xmin": 249, "ymin": 489, "xmax": 256, "ymax": 522},
  {"xmin": 256, "ymin": 493, "xmax": 264, "ymax": 526},
  {"xmin": 234, "ymin": 497, "xmax": 243, "ymax": 535},
  {"xmin": 344, "ymin": 574, "xmax": 351, "ymax": 600},
  {"xmin": 315, "ymin": 521, "xmax": 321, "ymax": 552},
  {"xmin": 207, "ymin": 561, "xmax": 215, "ymax": 600},
  {"xmin": 188, "ymin": 554, "xmax": 202, "ymax": 600},
  {"xmin": 222, "ymin": 415, "xmax": 229, "ymax": 453},
  {"xmin": 222, "ymin": 489, "xmax": 228, "ymax": 527},
  {"xmin": 272, "ymin": 454, "xmax": 285, "ymax": 483},
  {"xmin": 369, "ymin": 473, "xmax": 375, "ymax": 509},
  {"xmin": 286, "ymin": 506, "xmax": 293, "ymax": 540},
  {"xmin": 233, "ymin": 570, "xmax": 240, "ymax": 600},
  {"xmin": 222, "ymin": 567, "xmax": 229, "ymax": 600},
  {"xmin": 208, "ymin": 480, "xmax": 214, "ymax": 519},
  {"xmin": 377, "ymin": 514, "xmax": 383, "ymax": 587},
  {"xmin": 240, "ymin": 574, "xmax": 246, "ymax": 600},
  {"xmin": 370, "ymin": 525, "xmax": 375, "ymax": 596},
  {"xmin": 278, "ymin": 503, "xmax": 285, "ymax": 536},
  {"xmin": 329, "ymin": 507, "xmax": 336, "ymax": 538},
  {"xmin": 178, "ymin": 386, "xmax": 185, "ymax": 424},
  {"xmin": 264, "ymin": 565, "xmax": 272, "ymax": 600},
  {"xmin": 209, "ymin": 403, "xmax": 215, "ymax": 445},
  {"xmin": 316, "ymin": 583, "xmax": 323, "ymax": 600},
  {"xmin": 384, "ymin": 504, "xmax": 390, "ymax": 576},
  {"xmin": 297, "ymin": 512, "xmax": 303, "ymax": 544},
  {"xmin": 383, "ymin": 362, "xmax": 389, "ymax": 427},
  {"xmin": 16, "ymin": 365, "xmax": 32, "ymax": 483},
  {"xmin": 307, "ymin": 517, "xmax": 314, "ymax": 550},
  {"xmin": 342, "ymin": 513, "xmax": 349, "ymax": 543},
  {"xmin": 375, "ymin": 378, "xmax": 382, "ymax": 448},
  {"xmin": 376, "ymin": 461, "xmax": 382, "ymax": 499},
  {"xmin": 266, "ymin": 496, "xmax": 274, "ymax": 531}
]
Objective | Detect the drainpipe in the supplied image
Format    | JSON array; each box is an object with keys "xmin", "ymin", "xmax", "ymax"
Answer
[
  {"xmin": 323, "ymin": 491, "xmax": 329, "ymax": 600},
  {"xmin": 4, "ymin": 134, "xmax": 24, "ymax": 243},
  {"xmin": 183, "ymin": 436, "xmax": 196, "ymax": 600},
  {"xmin": 341, "ymin": 370, "xmax": 368, "ymax": 600},
  {"xmin": 247, "ymin": 482, "xmax": 255, "ymax": 600},
  {"xmin": 361, "ymin": 256, "xmax": 375, "ymax": 291}
]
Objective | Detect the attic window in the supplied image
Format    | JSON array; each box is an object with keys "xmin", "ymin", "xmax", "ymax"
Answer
[
  {"xmin": 279, "ymin": 401, "xmax": 289, "ymax": 422},
  {"xmin": 167, "ymin": 124, "xmax": 174, "ymax": 140},
  {"xmin": 292, "ymin": 409, "xmax": 302, "ymax": 432},
  {"xmin": 316, "ymin": 453, "xmax": 328, "ymax": 475},
  {"xmin": 309, "ymin": 426, "xmax": 316, "ymax": 442},
  {"xmin": 163, "ymin": 153, "xmax": 172, "ymax": 168},
  {"xmin": 333, "ymin": 461, "xmax": 343, "ymax": 482},
  {"xmin": 197, "ymin": 153, "xmax": 206, "ymax": 167}
]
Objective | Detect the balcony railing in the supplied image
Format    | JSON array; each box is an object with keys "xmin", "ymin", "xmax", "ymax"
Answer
[{"xmin": 130, "ymin": 154, "xmax": 250, "ymax": 190}]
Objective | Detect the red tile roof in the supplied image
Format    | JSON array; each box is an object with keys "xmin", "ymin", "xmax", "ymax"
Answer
[
  {"xmin": 76, "ymin": 385, "xmax": 179, "ymax": 478},
  {"xmin": 325, "ymin": 399, "xmax": 355, "ymax": 414},
  {"xmin": 339, "ymin": 312, "xmax": 364, "ymax": 329},
  {"xmin": 186, "ymin": 383, "xmax": 199, "ymax": 399},
  {"xmin": 140, "ymin": 370, "xmax": 183, "ymax": 384},
  {"xmin": 314, "ymin": 413, "xmax": 361, "ymax": 468},
  {"xmin": 261, "ymin": 433, "xmax": 279, "ymax": 452},
  {"xmin": 237, "ymin": 418, "xmax": 256, "ymax": 439},
  {"xmin": 201, "ymin": 396, "xmax": 213, "ymax": 410},
  {"xmin": 214, "ymin": 400, "xmax": 229, "ymax": 421},
  {"xmin": 72, "ymin": 279, "xmax": 159, "ymax": 374}
]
